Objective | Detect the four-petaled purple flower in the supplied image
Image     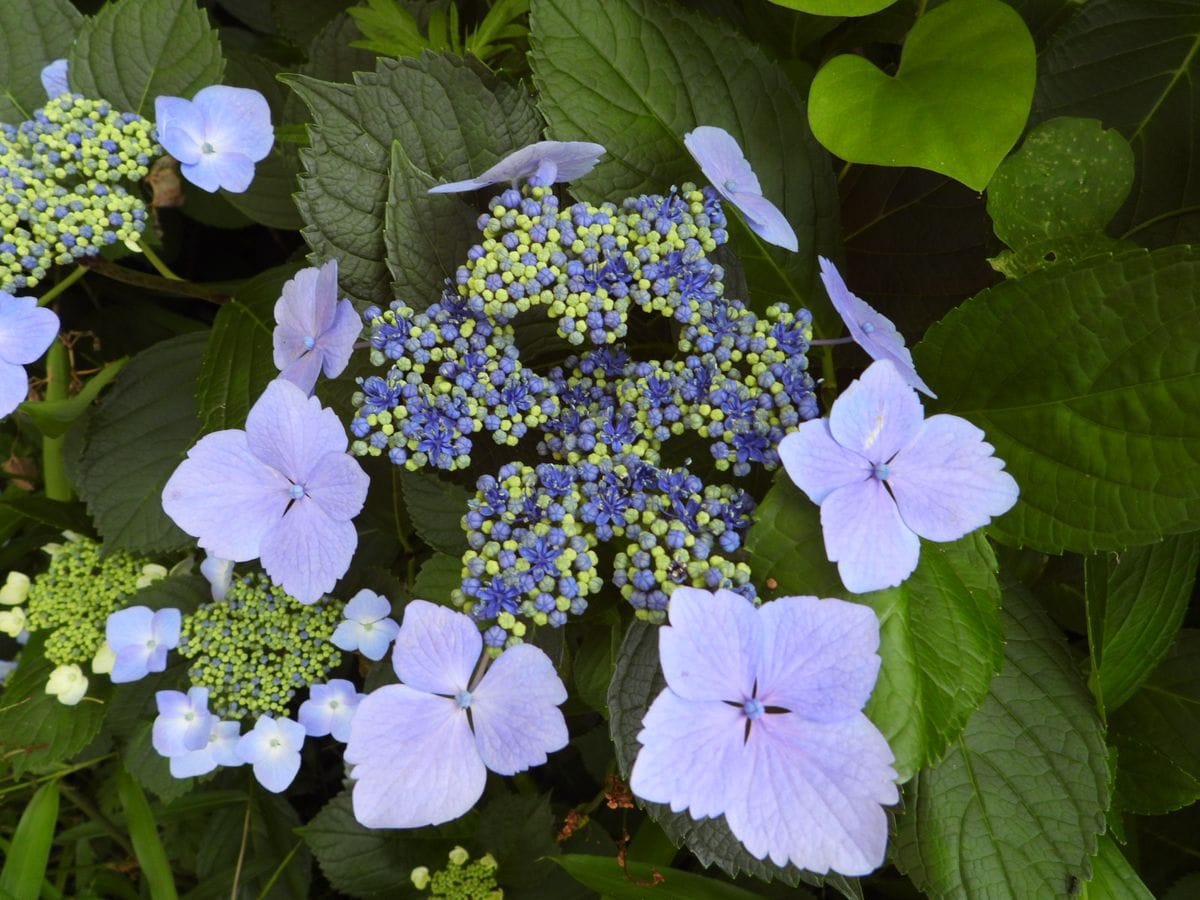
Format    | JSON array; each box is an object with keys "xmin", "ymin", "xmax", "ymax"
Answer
[
  {"xmin": 299, "ymin": 679, "xmax": 363, "ymax": 742},
  {"xmin": 162, "ymin": 379, "xmax": 370, "ymax": 604},
  {"xmin": 0, "ymin": 291, "xmax": 59, "ymax": 418},
  {"xmin": 105, "ymin": 605, "xmax": 181, "ymax": 683},
  {"xmin": 344, "ymin": 600, "xmax": 568, "ymax": 828},
  {"xmin": 428, "ymin": 141, "xmax": 605, "ymax": 194},
  {"xmin": 683, "ymin": 126, "xmax": 797, "ymax": 252},
  {"xmin": 169, "ymin": 720, "xmax": 242, "ymax": 778},
  {"xmin": 155, "ymin": 86, "xmax": 274, "ymax": 193},
  {"xmin": 273, "ymin": 260, "xmax": 361, "ymax": 394},
  {"xmin": 779, "ymin": 360, "xmax": 1019, "ymax": 593},
  {"xmin": 330, "ymin": 589, "xmax": 400, "ymax": 661},
  {"xmin": 629, "ymin": 587, "xmax": 898, "ymax": 875},
  {"xmin": 236, "ymin": 715, "xmax": 306, "ymax": 793},
  {"xmin": 152, "ymin": 687, "xmax": 214, "ymax": 757},
  {"xmin": 819, "ymin": 257, "xmax": 935, "ymax": 398}
]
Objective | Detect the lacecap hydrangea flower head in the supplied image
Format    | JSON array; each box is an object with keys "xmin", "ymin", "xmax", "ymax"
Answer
[
  {"xmin": 629, "ymin": 586, "xmax": 898, "ymax": 875},
  {"xmin": 780, "ymin": 359, "xmax": 1019, "ymax": 593}
]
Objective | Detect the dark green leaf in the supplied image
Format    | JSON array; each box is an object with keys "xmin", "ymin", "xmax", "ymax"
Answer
[
  {"xmin": 914, "ymin": 246, "xmax": 1200, "ymax": 553},
  {"xmin": 192, "ymin": 794, "xmax": 311, "ymax": 899},
  {"xmin": 1033, "ymin": 0, "xmax": 1200, "ymax": 247},
  {"xmin": 1111, "ymin": 630, "xmax": 1200, "ymax": 814},
  {"xmin": 19, "ymin": 357, "xmax": 128, "ymax": 439},
  {"xmin": 744, "ymin": 474, "xmax": 842, "ymax": 600},
  {"xmin": 69, "ymin": 0, "xmax": 224, "ymax": 118},
  {"xmin": 400, "ymin": 469, "xmax": 470, "ymax": 556},
  {"xmin": 412, "ymin": 552, "xmax": 463, "ymax": 605},
  {"xmin": 75, "ymin": 333, "xmax": 205, "ymax": 555},
  {"xmin": 284, "ymin": 53, "xmax": 542, "ymax": 306},
  {"xmin": 0, "ymin": 781, "xmax": 59, "ymax": 898},
  {"xmin": 1093, "ymin": 535, "xmax": 1200, "ymax": 713},
  {"xmin": 473, "ymin": 792, "xmax": 562, "ymax": 892},
  {"xmin": 0, "ymin": 634, "xmax": 106, "ymax": 777},
  {"xmin": 988, "ymin": 117, "xmax": 1136, "ymax": 277},
  {"xmin": 894, "ymin": 580, "xmax": 1109, "ymax": 897},
  {"xmin": 117, "ymin": 767, "xmax": 179, "ymax": 900},
  {"xmin": 196, "ymin": 263, "xmax": 303, "ymax": 432},
  {"xmin": 528, "ymin": 0, "xmax": 838, "ymax": 329},
  {"xmin": 271, "ymin": 0, "xmax": 355, "ymax": 48},
  {"xmin": 0, "ymin": 0, "xmax": 83, "ymax": 122},
  {"xmin": 553, "ymin": 853, "xmax": 769, "ymax": 900},
  {"xmin": 122, "ymin": 723, "xmax": 194, "ymax": 804},
  {"xmin": 385, "ymin": 141, "xmax": 479, "ymax": 309},
  {"xmin": 0, "ymin": 494, "xmax": 94, "ymax": 538},
  {"xmin": 572, "ymin": 611, "xmax": 622, "ymax": 717}
]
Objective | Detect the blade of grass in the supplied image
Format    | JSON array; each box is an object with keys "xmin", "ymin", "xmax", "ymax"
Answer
[
  {"xmin": 0, "ymin": 781, "xmax": 60, "ymax": 898},
  {"xmin": 116, "ymin": 768, "xmax": 178, "ymax": 900}
]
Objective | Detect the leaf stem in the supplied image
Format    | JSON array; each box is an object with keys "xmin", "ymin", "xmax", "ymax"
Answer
[
  {"xmin": 230, "ymin": 789, "xmax": 253, "ymax": 900},
  {"xmin": 138, "ymin": 242, "xmax": 183, "ymax": 281},
  {"xmin": 79, "ymin": 257, "xmax": 230, "ymax": 305},
  {"xmin": 58, "ymin": 782, "xmax": 135, "ymax": 858},
  {"xmin": 42, "ymin": 340, "xmax": 71, "ymax": 502},
  {"xmin": 37, "ymin": 267, "xmax": 87, "ymax": 308}
]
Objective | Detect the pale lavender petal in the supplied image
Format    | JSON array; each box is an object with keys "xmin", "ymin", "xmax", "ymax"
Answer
[
  {"xmin": 154, "ymin": 96, "xmax": 204, "ymax": 165},
  {"xmin": 470, "ymin": 644, "xmax": 567, "ymax": 775},
  {"xmin": 827, "ymin": 360, "xmax": 925, "ymax": 466},
  {"xmin": 357, "ymin": 619, "xmax": 400, "ymax": 661},
  {"xmin": 728, "ymin": 190, "xmax": 798, "ymax": 252},
  {"xmin": 152, "ymin": 688, "xmax": 212, "ymax": 756},
  {"xmin": 428, "ymin": 141, "xmax": 604, "ymax": 193},
  {"xmin": 273, "ymin": 265, "xmax": 335, "ymax": 370},
  {"xmin": 298, "ymin": 679, "xmax": 362, "ymax": 742},
  {"xmin": 778, "ymin": 420, "xmax": 871, "ymax": 505},
  {"xmin": 278, "ymin": 351, "xmax": 324, "ymax": 395},
  {"xmin": 723, "ymin": 712, "xmax": 897, "ymax": 876},
  {"xmin": 191, "ymin": 85, "xmax": 274, "ymax": 162},
  {"xmin": 0, "ymin": 359, "xmax": 29, "ymax": 417},
  {"xmin": 181, "ymin": 151, "xmax": 256, "ymax": 194},
  {"xmin": 40, "ymin": 59, "xmax": 69, "ymax": 97},
  {"xmin": 391, "ymin": 600, "xmax": 480, "ymax": 694},
  {"xmin": 659, "ymin": 587, "xmax": 757, "ymax": 702},
  {"xmin": 821, "ymin": 478, "xmax": 920, "ymax": 594},
  {"xmin": 629, "ymin": 689, "xmax": 746, "ymax": 819},
  {"xmin": 111, "ymin": 644, "xmax": 156, "ymax": 683},
  {"xmin": 819, "ymin": 258, "xmax": 935, "ymax": 398},
  {"xmin": 200, "ymin": 555, "xmax": 234, "ymax": 601},
  {"xmin": 106, "ymin": 605, "xmax": 153, "ymax": 649},
  {"xmin": 755, "ymin": 596, "xmax": 881, "ymax": 721},
  {"xmin": 683, "ymin": 126, "xmax": 762, "ymax": 197},
  {"xmin": 303, "ymin": 451, "xmax": 370, "ymax": 522},
  {"xmin": 170, "ymin": 719, "xmax": 242, "ymax": 777},
  {"xmin": 345, "ymin": 684, "xmax": 486, "ymax": 828},
  {"xmin": 169, "ymin": 744, "xmax": 217, "ymax": 778},
  {"xmin": 237, "ymin": 716, "xmax": 305, "ymax": 793},
  {"xmin": 244, "ymin": 380, "xmax": 347, "ymax": 484},
  {"xmin": 889, "ymin": 414, "xmax": 1020, "ymax": 542},
  {"xmin": 151, "ymin": 608, "xmax": 181, "ymax": 648},
  {"xmin": 211, "ymin": 721, "xmax": 243, "ymax": 767},
  {"xmin": 259, "ymin": 498, "xmax": 357, "ymax": 604},
  {"xmin": 317, "ymin": 298, "xmax": 361, "ymax": 379},
  {"xmin": 0, "ymin": 293, "xmax": 59, "ymax": 364},
  {"xmin": 344, "ymin": 589, "xmax": 392, "ymax": 623},
  {"xmin": 161, "ymin": 430, "xmax": 291, "ymax": 562}
]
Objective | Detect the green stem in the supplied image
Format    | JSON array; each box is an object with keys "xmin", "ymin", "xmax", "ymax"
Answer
[
  {"xmin": 42, "ymin": 340, "xmax": 71, "ymax": 502},
  {"xmin": 59, "ymin": 782, "xmax": 135, "ymax": 858},
  {"xmin": 820, "ymin": 344, "xmax": 838, "ymax": 409},
  {"xmin": 79, "ymin": 257, "xmax": 230, "ymax": 305},
  {"xmin": 37, "ymin": 267, "xmax": 87, "ymax": 308},
  {"xmin": 138, "ymin": 241, "xmax": 182, "ymax": 281}
]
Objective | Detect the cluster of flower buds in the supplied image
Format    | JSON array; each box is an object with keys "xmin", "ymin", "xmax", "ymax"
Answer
[{"xmin": 0, "ymin": 94, "xmax": 158, "ymax": 290}]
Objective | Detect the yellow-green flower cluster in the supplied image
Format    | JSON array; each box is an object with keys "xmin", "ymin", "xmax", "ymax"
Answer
[
  {"xmin": 1, "ymin": 93, "xmax": 159, "ymax": 290},
  {"xmin": 411, "ymin": 846, "xmax": 502, "ymax": 899},
  {"xmin": 177, "ymin": 571, "xmax": 343, "ymax": 721}
]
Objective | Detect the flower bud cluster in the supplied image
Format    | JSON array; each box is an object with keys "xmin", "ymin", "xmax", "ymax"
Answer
[
  {"xmin": 0, "ymin": 93, "xmax": 158, "ymax": 290},
  {"xmin": 177, "ymin": 571, "xmax": 342, "ymax": 721},
  {"xmin": 410, "ymin": 846, "xmax": 501, "ymax": 899}
]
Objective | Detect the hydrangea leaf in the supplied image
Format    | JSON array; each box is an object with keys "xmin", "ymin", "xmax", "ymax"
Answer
[
  {"xmin": 0, "ymin": 0, "xmax": 82, "ymax": 122},
  {"xmin": 1085, "ymin": 834, "xmax": 1154, "ymax": 899},
  {"xmin": 746, "ymin": 477, "xmax": 1003, "ymax": 780},
  {"xmin": 553, "ymin": 854, "xmax": 772, "ymax": 899},
  {"xmin": 271, "ymin": 0, "xmax": 355, "ymax": 48},
  {"xmin": 988, "ymin": 118, "xmax": 1136, "ymax": 277},
  {"xmin": 195, "ymin": 790, "xmax": 311, "ymax": 898},
  {"xmin": 121, "ymin": 723, "xmax": 195, "ymax": 804},
  {"xmin": 196, "ymin": 263, "xmax": 304, "ymax": 432},
  {"xmin": 809, "ymin": 0, "xmax": 1035, "ymax": 191},
  {"xmin": 1033, "ymin": 0, "xmax": 1200, "ymax": 246},
  {"xmin": 766, "ymin": 0, "xmax": 897, "ymax": 14},
  {"xmin": 914, "ymin": 246, "xmax": 1200, "ymax": 554},
  {"xmin": 607, "ymin": 621, "xmax": 860, "ymax": 897},
  {"xmin": 894, "ymin": 580, "xmax": 1109, "ymax": 897},
  {"xmin": 75, "ymin": 333, "xmax": 206, "ymax": 555},
  {"xmin": 301, "ymin": 790, "xmax": 474, "ymax": 897},
  {"xmin": 0, "ymin": 634, "xmax": 107, "ymax": 777},
  {"xmin": 1111, "ymin": 630, "xmax": 1200, "ymax": 815},
  {"xmin": 385, "ymin": 141, "xmax": 480, "ymax": 311},
  {"xmin": 19, "ymin": 358, "xmax": 128, "ymax": 439},
  {"xmin": 280, "ymin": 11, "xmax": 378, "ymax": 125},
  {"xmin": 68, "ymin": 0, "xmax": 225, "ymax": 119},
  {"xmin": 412, "ymin": 552, "xmax": 464, "ymax": 605},
  {"xmin": 399, "ymin": 469, "xmax": 470, "ymax": 556},
  {"xmin": 528, "ymin": 0, "xmax": 839, "ymax": 333},
  {"xmin": 283, "ymin": 53, "xmax": 542, "ymax": 307},
  {"xmin": 1088, "ymin": 535, "xmax": 1199, "ymax": 714}
]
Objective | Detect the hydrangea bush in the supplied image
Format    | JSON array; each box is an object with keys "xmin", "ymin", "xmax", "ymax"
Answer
[{"xmin": 0, "ymin": 0, "xmax": 1197, "ymax": 897}]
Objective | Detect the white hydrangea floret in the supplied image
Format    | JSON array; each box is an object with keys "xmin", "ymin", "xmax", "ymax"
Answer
[{"xmin": 46, "ymin": 663, "xmax": 88, "ymax": 705}]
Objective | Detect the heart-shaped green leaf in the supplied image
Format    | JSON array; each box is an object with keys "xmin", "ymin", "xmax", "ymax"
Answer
[
  {"xmin": 808, "ymin": 0, "xmax": 1036, "ymax": 190},
  {"xmin": 767, "ymin": 0, "xmax": 899, "ymax": 15}
]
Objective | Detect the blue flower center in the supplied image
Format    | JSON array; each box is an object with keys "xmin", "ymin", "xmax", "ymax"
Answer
[
  {"xmin": 873, "ymin": 462, "xmax": 891, "ymax": 481},
  {"xmin": 861, "ymin": 321, "xmax": 876, "ymax": 334},
  {"xmin": 303, "ymin": 335, "xmax": 316, "ymax": 350},
  {"xmin": 455, "ymin": 690, "xmax": 473, "ymax": 710},
  {"xmin": 201, "ymin": 141, "xmax": 215, "ymax": 155},
  {"xmin": 723, "ymin": 178, "xmax": 739, "ymax": 193},
  {"xmin": 288, "ymin": 483, "xmax": 305, "ymax": 500},
  {"xmin": 743, "ymin": 698, "xmax": 765, "ymax": 721}
]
